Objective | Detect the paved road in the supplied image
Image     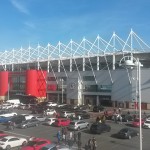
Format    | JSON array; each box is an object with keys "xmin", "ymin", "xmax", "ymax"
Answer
[{"xmin": 0, "ymin": 109, "xmax": 149, "ymax": 150}]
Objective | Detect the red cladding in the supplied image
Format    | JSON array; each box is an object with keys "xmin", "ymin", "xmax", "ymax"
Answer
[
  {"xmin": 0, "ymin": 71, "xmax": 8, "ymax": 96},
  {"xmin": 26, "ymin": 70, "xmax": 47, "ymax": 97},
  {"xmin": 26, "ymin": 70, "xmax": 38, "ymax": 96}
]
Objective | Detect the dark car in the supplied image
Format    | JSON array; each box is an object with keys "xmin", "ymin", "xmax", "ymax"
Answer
[
  {"xmin": 18, "ymin": 119, "xmax": 40, "ymax": 128},
  {"xmin": 7, "ymin": 115, "xmax": 26, "ymax": 127},
  {"xmin": 75, "ymin": 111, "xmax": 90, "ymax": 119},
  {"xmin": 117, "ymin": 128, "xmax": 139, "ymax": 139},
  {"xmin": 121, "ymin": 114, "xmax": 134, "ymax": 122},
  {"xmin": 93, "ymin": 105, "xmax": 104, "ymax": 112},
  {"xmin": 90, "ymin": 122, "xmax": 111, "ymax": 134}
]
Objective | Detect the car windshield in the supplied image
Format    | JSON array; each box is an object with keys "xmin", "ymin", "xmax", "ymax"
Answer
[
  {"xmin": 120, "ymin": 128, "xmax": 128, "ymax": 132},
  {"xmin": 145, "ymin": 121, "xmax": 150, "ymax": 123},
  {"xmin": 27, "ymin": 141, "xmax": 37, "ymax": 146},
  {"xmin": 41, "ymin": 147, "xmax": 49, "ymax": 150}
]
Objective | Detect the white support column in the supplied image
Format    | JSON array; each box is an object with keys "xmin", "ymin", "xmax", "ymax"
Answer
[
  {"xmin": 113, "ymin": 53, "xmax": 115, "ymax": 70},
  {"xmin": 97, "ymin": 56, "xmax": 99, "ymax": 71},
  {"xmin": 11, "ymin": 64, "xmax": 14, "ymax": 71},
  {"xmin": 70, "ymin": 58, "xmax": 72, "ymax": 72},
  {"xmin": 58, "ymin": 59, "xmax": 60, "ymax": 72},
  {"xmin": 47, "ymin": 60, "xmax": 50, "ymax": 73},
  {"xmin": 78, "ymin": 79, "xmax": 82, "ymax": 105},
  {"xmin": 4, "ymin": 65, "xmax": 6, "ymax": 71},
  {"xmin": 96, "ymin": 95, "xmax": 99, "ymax": 105},
  {"xmin": 83, "ymin": 57, "xmax": 85, "ymax": 71},
  {"xmin": 37, "ymin": 61, "xmax": 40, "ymax": 70}
]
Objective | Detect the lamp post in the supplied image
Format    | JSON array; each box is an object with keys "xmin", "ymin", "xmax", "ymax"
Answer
[
  {"xmin": 119, "ymin": 56, "xmax": 143, "ymax": 150},
  {"xmin": 60, "ymin": 78, "xmax": 64, "ymax": 104}
]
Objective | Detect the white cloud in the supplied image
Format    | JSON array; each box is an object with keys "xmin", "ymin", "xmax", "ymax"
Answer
[{"xmin": 10, "ymin": 0, "xmax": 29, "ymax": 15}]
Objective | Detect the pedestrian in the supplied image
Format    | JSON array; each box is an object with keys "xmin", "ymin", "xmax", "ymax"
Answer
[
  {"xmin": 64, "ymin": 127, "xmax": 68, "ymax": 145},
  {"xmin": 127, "ymin": 110, "xmax": 130, "ymax": 115},
  {"xmin": 88, "ymin": 138, "xmax": 93, "ymax": 150},
  {"xmin": 77, "ymin": 140, "xmax": 82, "ymax": 150},
  {"xmin": 61, "ymin": 127, "xmax": 64, "ymax": 137},
  {"xmin": 93, "ymin": 138, "xmax": 97, "ymax": 150},
  {"xmin": 68, "ymin": 138, "xmax": 74, "ymax": 149},
  {"xmin": 69, "ymin": 131, "xmax": 73, "ymax": 139},
  {"xmin": 73, "ymin": 131, "xmax": 77, "ymax": 144},
  {"xmin": 56, "ymin": 130, "xmax": 61, "ymax": 144},
  {"xmin": 78, "ymin": 132, "xmax": 81, "ymax": 141}
]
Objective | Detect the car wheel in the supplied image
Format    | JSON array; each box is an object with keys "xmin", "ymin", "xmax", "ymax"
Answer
[
  {"xmin": 24, "ymin": 125, "xmax": 27, "ymax": 129},
  {"xmin": 6, "ymin": 145, "xmax": 11, "ymax": 150},
  {"xmin": 77, "ymin": 127, "xmax": 80, "ymax": 131},
  {"xmin": 128, "ymin": 135, "xmax": 132, "ymax": 139},
  {"xmin": 22, "ymin": 141, "xmax": 27, "ymax": 146},
  {"xmin": 35, "ymin": 124, "xmax": 39, "ymax": 127}
]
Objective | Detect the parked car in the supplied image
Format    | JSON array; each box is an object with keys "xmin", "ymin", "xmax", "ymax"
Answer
[
  {"xmin": 45, "ymin": 118, "xmax": 57, "ymax": 125},
  {"xmin": 21, "ymin": 114, "xmax": 34, "ymax": 120},
  {"xmin": 75, "ymin": 111, "xmax": 90, "ymax": 119},
  {"xmin": 116, "ymin": 128, "xmax": 139, "ymax": 139},
  {"xmin": 0, "ymin": 116, "xmax": 12, "ymax": 123},
  {"xmin": 93, "ymin": 105, "xmax": 104, "ymax": 112},
  {"xmin": 44, "ymin": 109, "xmax": 56, "ymax": 116},
  {"xmin": 68, "ymin": 120, "xmax": 89, "ymax": 130},
  {"xmin": 90, "ymin": 122, "xmax": 111, "ymax": 134},
  {"xmin": 46, "ymin": 102, "xmax": 57, "ymax": 107},
  {"xmin": 143, "ymin": 120, "xmax": 150, "ymax": 129},
  {"xmin": 0, "ymin": 133, "xmax": 9, "ymax": 139},
  {"xmin": 0, "ymin": 103, "xmax": 13, "ymax": 109},
  {"xmin": 0, "ymin": 112, "xmax": 17, "ymax": 117},
  {"xmin": 8, "ymin": 115, "xmax": 26, "ymax": 127},
  {"xmin": 60, "ymin": 111, "xmax": 75, "ymax": 118},
  {"xmin": 18, "ymin": 119, "xmax": 40, "ymax": 129},
  {"xmin": 41, "ymin": 143, "xmax": 70, "ymax": 150},
  {"xmin": 132, "ymin": 118, "xmax": 145, "ymax": 127},
  {"xmin": 33, "ymin": 116, "xmax": 46, "ymax": 122},
  {"xmin": 21, "ymin": 138, "xmax": 51, "ymax": 150},
  {"xmin": 0, "ymin": 136, "xmax": 27, "ymax": 150},
  {"xmin": 54, "ymin": 118, "xmax": 71, "ymax": 127}
]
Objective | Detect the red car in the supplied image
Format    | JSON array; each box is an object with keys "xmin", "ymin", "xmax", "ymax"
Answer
[
  {"xmin": 20, "ymin": 138, "xmax": 51, "ymax": 150},
  {"xmin": 0, "ymin": 133, "xmax": 8, "ymax": 139},
  {"xmin": 54, "ymin": 118, "xmax": 71, "ymax": 127},
  {"xmin": 132, "ymin": 118, "xmax": 144, "ymax": 127}
]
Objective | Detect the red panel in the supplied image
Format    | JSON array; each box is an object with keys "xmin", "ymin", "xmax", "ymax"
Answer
[
  {"xmin": 37, "ymin": 70, "xmax": 47, "ymax": 97},
  {"xmin": 47, "ymin": 84, "xmax": 57, "ymax": 91},
  {"xmin": 0, "ymin": 71, "xmax": 8, "ymax": 96},
  {"xmin": 26, "ymin": 70, "xmax": 37, "ymax": 96}
]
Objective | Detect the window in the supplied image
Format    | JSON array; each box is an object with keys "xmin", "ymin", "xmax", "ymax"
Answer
[
  {"xmin": 8, "ymin": 138, "xmax": 19, "ymax": 142},
  {"xmin": 97, "ymin": 85, "xmax": 112, "ymax": 92},
  {"xmin": 83, "ymin": 76, "xmax": 95, "ymax": 81},
  {"xmin": 83, "ymin": 85, "xmax": 97, "ymax": 92},
  {"xmin": 47, "ymin": 77, "xmax": 56, "ymax": 81}
]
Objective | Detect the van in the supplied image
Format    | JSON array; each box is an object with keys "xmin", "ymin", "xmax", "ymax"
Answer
[{"xmin": 6, "ymin": 99, "xmax": 20, "ymax": 108}]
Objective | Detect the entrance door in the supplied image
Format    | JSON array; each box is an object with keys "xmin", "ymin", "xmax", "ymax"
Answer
[{"xmin": 99, "ymin": 95, "xmax": 112, "ymax": 106}]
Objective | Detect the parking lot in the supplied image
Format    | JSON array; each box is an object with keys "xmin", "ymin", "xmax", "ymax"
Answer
[{"xmin": 0, "ymin": 108, "xmax": 149, "ymax": 150}]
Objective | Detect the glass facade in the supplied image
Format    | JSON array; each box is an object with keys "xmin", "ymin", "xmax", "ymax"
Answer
[
  {"xmin": 83, "ymin": 76, "xmax": 95, "ymax": 81},
  {"xmin": 83, "ymin": 84, "xmax": 112, "ymax": 92}
]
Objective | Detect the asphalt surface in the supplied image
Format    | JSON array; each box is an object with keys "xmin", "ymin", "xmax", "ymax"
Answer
[{"xmin": 0, "ymin": 109, "xmax": 150, "ymax": 150}]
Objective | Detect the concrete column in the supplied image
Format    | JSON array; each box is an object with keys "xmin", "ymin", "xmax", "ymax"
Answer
[
  {"xmin": 83, "ymin": 57, "xmax": 85, "ymax": 71},
  {"xmin": 70, "ymin": 59, "xmax": 72, "ymax": 72},
  {"xmin": 96, "ymin": 95, "xmax": 99, "ymax": 105},
  {"xmin": 97, "ymin": 56, "xmax": 99, "ymax": 71},
  {"xmin": 112, "ymin": 54, "xmax": 115, "ymax": 70},
  {"xmin": 58, "ymin": 60, "xmax": 60, "ymax": 72}
]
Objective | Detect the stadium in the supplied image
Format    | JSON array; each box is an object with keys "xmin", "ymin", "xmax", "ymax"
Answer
[{"xmin": 0, "ymin": 30, "xmax": 150, "ymax": 109}]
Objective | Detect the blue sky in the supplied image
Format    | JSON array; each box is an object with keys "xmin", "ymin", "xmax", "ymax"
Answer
[{"xmin": 0, "ymin": 0, "xmax": 150, "ymax": 51}]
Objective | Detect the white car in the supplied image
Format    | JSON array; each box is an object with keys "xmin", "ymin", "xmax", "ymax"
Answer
[
  {"xmin": 57, "ymin": 104, "xmax": 68, "ymax": 108},
  {"xmin": 0, "ymin": 112, "xmax": 17, "ymax": 117},
  {"xmin": 61, "ymin": 111, "xmax": 75, "ymax": 118},
  {"xmin": 0, "ymin": 136, "xmax": 27, "ymax": 150},
  {"xmin": 21, "ymin": 114, "xmax": 34, "ymax": 120},
  {"xmin": 0, "ymin": 104, "xmax": 13, "ymax": 109},
  {"xmin": 143, "ymin": 120, "xmax": 150, "ymax": 129},
  {"xmin": 45, "ymin": 109, "xmax": 56, "ymax": 116},
  {"xmin": 34, "ymin": 116, "xmax": 46, "ymax": 122},
  {"xmin": 46, "ymin": 102, "xmax": 57, "ymax": 107},
  {"xmin": 45, "ymin": 117, "xmax": 57, "ymax": 125}
]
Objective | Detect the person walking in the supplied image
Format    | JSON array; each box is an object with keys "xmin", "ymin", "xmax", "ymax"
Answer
[
  {"xmin": 92, "ymin": 137, "xmax": 97, "ymax": 150},
  {"xmin": 88, "ymin": 138, "xmax": 93, "ymax": 150},
  {"xmin": 77, "ymin": 140, "xmax": 82, "ymax": 150},
  {"xmin": 69, "ymin": 131, "xmax": 73, "ymax": 139},
  {"xmin": 78, "ymin": 132, "xmax": 81, "ymax": 141},
  {"xmin": 73, "ymin": 131, "xmax": 77, "ymax": 144},
  {"xmin": 56, "ymin": 130, "xmax": 61, "ymax": 144}
]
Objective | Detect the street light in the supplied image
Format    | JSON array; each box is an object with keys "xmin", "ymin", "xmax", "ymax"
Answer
[
  {"xmin": 60, "ymin": 78, "xmax": 64, "ymax": 104},
  {"xmin": 119, "ymin": 56, "xmax": 143, "ymax": 150}
]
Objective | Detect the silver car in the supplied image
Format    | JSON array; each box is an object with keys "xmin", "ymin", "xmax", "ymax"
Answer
[{"xmin": 68, "ymin": 120, "xmax": 89, "ymax": 130}]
